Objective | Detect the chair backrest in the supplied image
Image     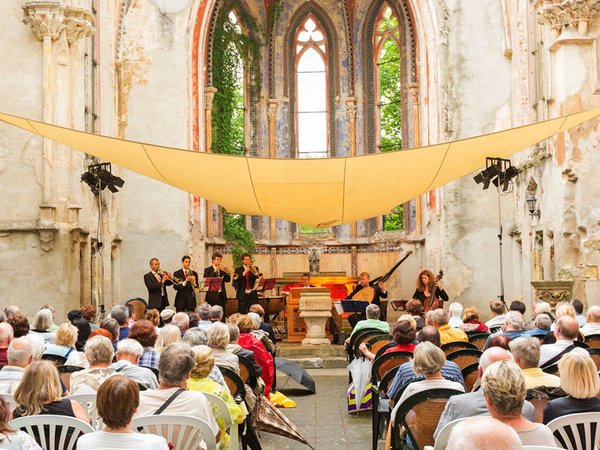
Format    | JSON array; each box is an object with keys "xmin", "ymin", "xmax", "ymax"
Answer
[
  {"xmin": 585, "ymin": 348, "xmax": 600, "ymax": 371},
  {"xmin": 445, "ymin": 349, "xmax": 481, "ymax": 370},
  {"xmin": 541, "ymin": 364, "xmax": 559, "ymax": 376},
  {"xmin": 467, "ymin": 332, "xmax": 490, "ymax": 351},
  {"xmin": 522, "ymin": 446, "xmax": 564, "ymax": 450},
  {"xmin": 584, "ymin": 333, "xmax": 600, "ymax": 348},
  {"xmin": 10, "ymin": 414, "xmax": 94, "ymax": 450},
  {"xmin": 392, "ymin": 388, "xmax": 464, "ymax": 450},
  {"xmin": 367, "ymin": 335, "xmax": 393, "ymax": 357},
  {"xmin": 41, "ymin": 354, "xmax": 67, "ymax": 365},
  {"xmin": 69, "ymin": 393, "xmax": 101, "ymax": 431},
  {"xmin": 348, "ymin": 328, "xmax": 383, "ymax": 360},
  {"xmin": 237, "ymin": 354, "xmax": 257, "ymax": 388},
  {"xmin": 441, "ymin": 341, "xmax": 477, "ymax": 355},
  {"xmin": 374, "ymin": 342, "xmax": 396, "ymax": 360},
  {"xmin": 371, "ymin": 351, "xmax": 413, "ymax": 382},
  {"xmin": 353, "ymin": 330, "xmax": 390, "ymax": 359},
  {"xmin": 132, "ymin": 414, "xmax": 217, "ymax": 450},
  {"xmin": 546, "ymin": 412, "xmax": 600, "ymax": 450},
  {"xmin": 378, "ymin": 366, "xmax": 400, "ymax": 398},
  {"xmin": 201, "ymin": 392, "xmax": 233, "ymax": 428},
  {"xmin": 218, "ymin": 366, "xmax": 245, "ymax": 401},
  {"xmin": 432, "ymin": 417, "xmax": 467, "ymax": 450},
  {"xmin": 460, "ymin": 362, "xmax": 479, "ymax": 392}
]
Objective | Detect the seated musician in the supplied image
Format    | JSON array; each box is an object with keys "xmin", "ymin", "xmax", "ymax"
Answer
[
  {"xmin": 413, "ymin": 269, "xmax": 448, "ymax": 309},
  {"xmin": 301, "ymin": 272, "xmax": 315, "ymax": 288},
  {"xmin": 346, "ymin": 272, "xmax": 388, "ymax": 327}
]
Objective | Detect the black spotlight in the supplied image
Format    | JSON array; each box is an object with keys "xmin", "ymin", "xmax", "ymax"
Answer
[
  {"xmin": 81, "ymin": 163, "xmax": 125, "ymax": 194},
  {"xmin": 474, "ymin": 157, "xmax": 518, "ymax": 193}
]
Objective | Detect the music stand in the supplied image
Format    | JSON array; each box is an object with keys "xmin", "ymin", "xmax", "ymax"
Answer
[
  {"xmin": 255, "ymin": 278, "xmax": 277, "ymax": 293},
  {"xmin": 390, "ymin": 299, "xmax": 408, "ymax": 311},
  {"xmin": 340, "ymin": 300, "xmax": 370, "ymax": 314},
  {"xmin": 202, "ymin": 277, "xmax": 223, "ymax": 293}
]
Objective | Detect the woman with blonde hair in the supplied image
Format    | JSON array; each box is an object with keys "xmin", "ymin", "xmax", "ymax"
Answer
[
  {"xmin": 154, "ymin": 324, "xmax": 181, "ymax": 354},
  {"xmin": 43, "ymin": 323, "xmax": 89, "ymax": 368},
  {"xmin": 189, "ymin": 346, "xmax": 245, "ymax": 450},
  {"xmin": 207, "ymin": 323, "xmax": 239, "ymax": 374},
  {"xmin": 460, "ymin": 307, "xmax": 489, "ymax": 333},
  {"xmin": 13, "ymin": 360, "xmax": 88, "ymax": 422},
  {"xmin": 543, "ymin": 348, "xmax": 600, "ymax": 424}
]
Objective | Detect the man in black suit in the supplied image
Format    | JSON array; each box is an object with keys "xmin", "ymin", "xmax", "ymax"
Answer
[
  {"xmin": 203, "ymin": 252, "xmax": 231, "ymax": 313},
  {"xmin": 173, "ymin": 255, "xmax": 199, "ymax": 312},
  {"xmin": 143, "ymin": 258, "xmax": 172, "ymax": 312},
  {"xmin": 347, "ymin": 271, "xmax": 388, "ymax": 327},
  {"xmin": 233, "ymin": 253, "xmax": 260, "ymax": 314}
]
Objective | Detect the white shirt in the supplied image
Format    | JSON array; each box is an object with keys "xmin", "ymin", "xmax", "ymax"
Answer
[
  {"xmin": 76, "ymin": 431, "xmax": 168, "ymax": 450},
  {"xmin": 485, "ymin": 315, "xmax": 505, "ymax": 330},
  {"xmin": 538, "ymin": 339, "xmax": 574, "ymax": 367},
  {"xmin": 448, "ymin": 317, "xmax": 463, "ymax": 328},
  {"xmin": 580, "ymin": 322, "xmax": 600, "ymax": 336}
]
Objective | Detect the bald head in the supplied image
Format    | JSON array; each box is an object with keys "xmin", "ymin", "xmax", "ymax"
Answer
[
  {"xmin": 0, "ymin": 323, "xmax": 14, "ymax": 346},
  {"xmin": 478, "ymin": 346, "xmax": 513, "ymax": 380},
  {"xmin": 8, "ymin": 337, "xmax": 33, "ymax": 367},
  {"xmin": 556, "ymin": 315, "xmax": 579, "ymax": 340},
  {"xmin": 446, "ymin": 417, "xmax": 522, "ymax": 450},
  {"xmin": 587, "ymin": 305, "xmax": 600, "ymax": 324},
  {"xmin": 172, "ymin": 312, "xmax": 190, "ymax": 334}
]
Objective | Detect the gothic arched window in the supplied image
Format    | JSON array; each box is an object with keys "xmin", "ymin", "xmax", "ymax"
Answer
[{"xmin": 295, "ymin": 16, "xmax": 328, "ymax": 159}]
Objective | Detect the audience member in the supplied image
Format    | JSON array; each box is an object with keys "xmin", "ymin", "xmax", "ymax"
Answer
[
  {"xmin": 76, "ymin": 375, "xmax": 168, "ymax": 449},
  {"xmin": 40, "ymin": 305, "xmax": 58, "ymax": 332},
  {"xmin": 67, "ymin": 309, "xmax": 83, "ymax": 323},
  {"xmin": 0, "ymin": 312, "xmax": 5, "ymax": 324},
  {"xmin": 187, "ymin": 312, "xmax": 200, "ymax": 329},
  {"xmin": 460, "ymin": 307, "xmax": 489, "ymax": 333},
  {"xmin": 22, "ymin": 334, "xmax": 44, "ymax": 361},
  {"xmin": 543, "ymin": 348, "xmax": 600, "ymax": 424},
  {"xmin": 99, "ymin": 318, "xmax": 120, "ymax": 349},
  {"xmin": 109, "ymin": 339, "xmax": 158, "ymax": 390},
  {"xmin": 405, "ymin": 300, "xmax": 425, "ymax": 330},
  {"xmin": 211, "ymin": 305, "xmax": 224, "ymax": 323},
  {"xmin": 0, "ymin": 323, "xmax": 14, "ymax": 366},
  {"xmin": 247, "ymin": 312, "xmax": 276, "ymax": 355},
  {"xmin": 538, "ymin": 316, "xmax": 578, "ymax": 367},
  {"xmin": 183, "ymin": 327, "xmax": 207, "ymax": 346},
  {"xmin": 197, "ymin": 304, "xmax": 213, "ymax": 331},
  {"xmin": 28, "ymin": 309, "xmax": 55, "ymax": 344},
  {"xmin": 8, "ymin": 315, "xmax": 28, "ymax": 339},
  {"xmin": 548, "ymin": 302, "xmax": 577, "ymax": 336},
  {"xmin": 0, "ymin": 338, "xmax": 33, "ymax": 394},
  {"xmin": 532, "ymin": 301, "xmax": 553, "ymax": 322},
  {"xmin": 4, "ymin": 306, "xmax": 20, "ymax": 321},
  {"xmin": 483, "ymin": 311, "xmax": 524, "ymax": 350},
  {"xmin": 0, "ymin": 396, "xmax": 41, "ymax": 449},
  {"xmin": 135, "ymin": 343, "xmax": 219, "ymax": 443},
  {"xmin": 485, "ymin": 300, "xmax": 506, "ymax": 330},
  {"xmin": 172, "ymin": 312, "xmax": 190, "ymax": 336},
  {"xmin": 110, "ymin": 305, "xmax": 131, "ymax": 341},
  {"xmin": 159, "ymin": 308, "xmax": 175, "ymax": 326},
  {"xmin": 13, "ymin": 360, "xmax": 88, "ymax": 422},
  {"xmin": 80, "ymin": 305, "xmax": 99, "ymax": 331},
  {"xmin": 509, "ymin": 300, "xmax": 526, "ymax": 318},
  {"xmin": 249, "ymin": 304, "xmax": 276, "ymax": 344},
  {"xmin": 430, "ymin": 309, "xmax": 468, "ymax": 345},
  {"xmin": 207, "ymin": 322, "xmax": 239, "ymax": 374},
  {"xmin": 155, "ymin": 325, "xmax": 181, "ymax": 354},
  {"xmin": 435, "ymin": 347, "xmax": 535, "ymax": 437},
  {"xmin": 571, "ymin": 299, "xmax": 586, "ymax": 327},
  {"xmin": 72, "ymin": 318, "xmax": 91, "ymax": 352},
  {"xmin": 359, "ymin": 320, "xmax": 415, "ymax": 361},
  {"xmin": 509, "ymin": 337, "xmax": 560, "ymax": 389},
  {"xmin": 486, "ymin": 334, "xmax": 511, "ymax": 350},
  {"xmin": 446, "ymin": 416, "xmax": 523, "ymax": 450},
  {"xmin": 145, "ymin": 308, "xmax": 161, "ymax": 333},
  {"xmin": 481, "ymin": 360, "xmax": 555, "ymax": 446},
  {"xmin": 390, "ymin": 342, "xmax": 464, "ymax": 424},
  {"xmin": 226, "ymin": 324, "xmax": 262, "ymax": 377},
  {"xmin": 388, "ymin": 326, "xmax": 465, "ymax": 400},
  {"xmin": 70, "ymin": 336, "xmax": 117, "ymax": 394},
  {"xmin": 522, "ymin": 313, "xmax": 551, "ymax": 339},
  {"xmin": 346, "ymin": 304, "xmax": 389, "ymax": 340},
  {"xmin": 130, "ymin": 320, "xmax": 159, "ymax": 371},
  {"xmin": 43, "ymin": 323, "xmax": 89, "ymax": 368},
  {"xmin": 189, "ymin": 345, "xmax": 245, "ymax": 450},
  {"xmin": 448, "ymin": 302, "xmax": 464, "ymax": 328},
  {"xmin": 580, "ymin": 305, "xmax": 600, "ymax": 336},
  {"xmin": 237, "ymin": 315, "xmax": 274, "ymax": 397}
]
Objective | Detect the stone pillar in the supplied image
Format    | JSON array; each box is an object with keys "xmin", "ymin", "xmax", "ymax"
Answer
[
  {"xmin": 346, "ymin": 98, "xmax": 358, "ymax": 238},
  {"xmin": 23, "ymin": 1, "xmax": 66, "ymax": 222},
  {"xmin": 408, "ymin": 83, "xmax": 422, "ymax": 235},
  {"xmin": 300, "ymin": 288, "xmax": 332, "ymax": 345},
  {"xmin": 204, "ymin": 87, "xmax": 218, "ymax": 237},
  {"xmin": 267, "ymin": 99, "xmax": 278, "ymax": 240}
]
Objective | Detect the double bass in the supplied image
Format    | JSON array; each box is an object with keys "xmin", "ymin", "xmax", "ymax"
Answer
[{"xmin": 423, "ymin": 270, "xmax": 444, "ymax": 312}]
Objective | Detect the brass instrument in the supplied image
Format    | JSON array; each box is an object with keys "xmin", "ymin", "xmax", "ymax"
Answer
[
  {"xmin": 250, "ymin": 265, "xmax": 263, "ymax": 278},
  {"xmin": 189, "ymin": 268, "xmax": 200, "ymax": 294},
  {"xmin": 217, "ymin": 266, "xmax": 234, "ymax": 277},
  {"xmin": 157, "ymin": 270, "xmax": 183, "ymax": 285}
]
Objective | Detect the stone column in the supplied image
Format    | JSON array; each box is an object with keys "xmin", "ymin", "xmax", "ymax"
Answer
[
  {"xmin": 408, "ymin": 83, "xmax": 422, "ymax": 235},
  {"xmin": 204, "ymin": 87, "xmax": 218, "ymax": 237},
  {"xmin": 267, "ymin": 100, "xmax": 278, "ymax": 240},
  {"xmin": 23, "ymin": 1, "xmax": 66, "ymax": 222},
  {"xmin": 300, "ymin": 288, "xmax": 332, "ymax": 345},
  {"xmin": 346, "ymin": 98, "xmax": 358, "ymax": 238}
]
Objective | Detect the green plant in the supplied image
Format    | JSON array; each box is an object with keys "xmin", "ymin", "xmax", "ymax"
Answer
[{"xmin": 223, "ymin": 211, "xmax": 256, "ymax": 266}]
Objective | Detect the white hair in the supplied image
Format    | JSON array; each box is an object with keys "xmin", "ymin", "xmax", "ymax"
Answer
[
  {"xmin": 446, "ymin": 417, "xmax": 522, "ymax": 450},
  {"xmin": 478, "ymin": 346, "xmax": 513, "ymax": 372},
  {"xmin": 7, "ymin": 337, "xmax": 33, "ymax": 367},
  {"xmin": 248, "ymin": 312, "xmax": 261, "ymax": 330},
  {"xmin": 448, "ymin": 302, "xmax": 463, "ymax": 318},
  {"xmin": 116, "ymin": 338, "xmax": 144, "ymax": 358},
  {"xmin": 22, "ymin": 334, "xmax": 44, "ymax": 360},
  {"xmin": 503, "ymin": 311, "xmax": 524, "ymax": 330}
]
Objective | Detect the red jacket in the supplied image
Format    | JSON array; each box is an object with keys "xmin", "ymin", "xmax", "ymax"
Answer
[{"xmin": 238, "ymin": 333, "xmax": 274, "ymax": 398}]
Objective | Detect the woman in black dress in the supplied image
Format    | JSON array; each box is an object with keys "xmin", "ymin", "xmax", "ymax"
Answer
[{"xmin": 413, "ymin": 269, "xmax": 448, "ymax": 309}]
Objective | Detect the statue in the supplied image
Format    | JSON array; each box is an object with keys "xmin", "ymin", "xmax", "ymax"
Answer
[{"xmin": 308, "ymin": 247, "xmax": 322, "ymax": 276}]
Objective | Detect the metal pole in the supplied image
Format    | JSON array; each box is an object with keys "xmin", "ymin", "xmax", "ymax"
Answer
[{"xmin": 497, "ymin": 193, "xmax": 506, "ymax": 309}]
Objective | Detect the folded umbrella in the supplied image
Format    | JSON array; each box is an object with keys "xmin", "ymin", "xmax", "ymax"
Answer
[{"xmin": 275, "ymin": 357, "xmax": 316, "ymax": 394}]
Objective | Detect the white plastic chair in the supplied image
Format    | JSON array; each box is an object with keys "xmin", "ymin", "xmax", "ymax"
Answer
[
  {"xmin": 132, "ymin": 414, "xmax": 217, "ymax": 450},
  {"xmin": 523, "ymin": 446, "xmax": 565, "ymax": 450},
  {"xmin": 10, "ymin": 415, "xmax": 94, "ymax": 450},
  {"xmin": 69, "ymin": 393, "xmax": 102, "ymax": 431},
  {"xmin": 424, "ymin": 417, "xmax": 467, "ymax": 450},
  {"xmin": 202, "ymin": 392, "xmax": 238, "ymax": 450},
  {"xmin": 547, "ymin": 412, "xmax": 600, "ymax": 450}
]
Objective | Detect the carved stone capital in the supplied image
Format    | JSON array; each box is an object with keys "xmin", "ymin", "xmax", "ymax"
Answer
[
  {"xmin": 407, "ymin": 83, "xmax": 420, "ymax": 104},
  {"xmin": 64, "ymin": 6, "xmax": 95, "ymax": 44},
  {"xmin": 345, "ymin": 98, "xmax": 357, "ymax": 119},
  {"xmin": 204, "ymin": 87, "xmax": 217, "ymax": 111},
  {"xmin": 267, "ymin": 99, "xmax": 279, "ymax": 120},
  {"xmin": 535, "ymin": 0, "xmax": 600, "ymax": 37},
  {"xmin": 531, "ymin": 280, "xmax": 574, "ymax": 309},
  {"xmin": 22, "ymin": 1, "xmax": 66, "ymax": 40}
]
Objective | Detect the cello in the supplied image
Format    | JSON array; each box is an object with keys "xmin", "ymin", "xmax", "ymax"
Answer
[{"xmin": 423, "ymin": 270, "xmax": 444, "ymax": 312}]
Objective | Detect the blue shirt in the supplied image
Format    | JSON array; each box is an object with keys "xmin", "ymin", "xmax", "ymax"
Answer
[
  {"xmin": 387, "ymin": 360, "xmax": 465, "ymax": 399},
  {"xmin": 118, "ymin": 327, "xmax": 130, "ymax": 341},
  {"xmin": 523, "ymin": 328, "xmax": 549, "ymax": 338}
]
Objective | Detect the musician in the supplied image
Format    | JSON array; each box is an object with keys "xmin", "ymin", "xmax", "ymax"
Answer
[
  {"xmin": 413, "ymin": 269, "xmax": 448, "ymax": 309},
  {"xmin": 301, "ymin": 272, "xmax": 315, "ymax": 288},
  {"xmin": 347, "ymin": 272, "xmax": 388, "ymax": 327},
  {"xmin": 203, "ymin": 252, "xmax": 231, "ymax": 313},
  {"xmin": 233, "ymin": 253, "xmax": 260, "ymax": 314},
  {"xmin": 173, "ymin": 255, "xmax": 199, "ymax": 313},
  {"xmin": 143, "ymin": 258, "xmax": 172, "ymax": 312}
]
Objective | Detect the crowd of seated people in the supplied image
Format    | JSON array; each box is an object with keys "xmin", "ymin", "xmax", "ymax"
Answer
[
  {"xmin": 346, "ymin": 297, "xmax": 600, "ymax": 449},
  {"xmin": 0, "ymin": 302, "xmax": 278, "ymax": 450}
]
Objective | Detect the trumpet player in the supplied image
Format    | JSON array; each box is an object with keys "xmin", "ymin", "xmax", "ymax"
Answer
[
  {"xmin": 173, "ymin": 255, "xmax": 199, "ymax": 313},
  {"xmin": 144, "ymin": 258, "xmax": 173, "ymax": 312},
  {"xmin": 233, "ymin": 253, "xmax": 260, "ymax": 314},
  {"xmin": 203, "ymin": 252, "xmax": 231, "ymax": 315}
]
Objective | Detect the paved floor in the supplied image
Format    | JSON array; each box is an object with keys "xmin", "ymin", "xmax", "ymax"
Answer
[{"xmin": 259, "ymin": 368, "xmax": 372, "ymax": 450}]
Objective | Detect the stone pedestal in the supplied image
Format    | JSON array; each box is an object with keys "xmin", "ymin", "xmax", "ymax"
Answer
[{"xmin": 300, "ymin": 288, "xmax": 332, "ymax": 345}]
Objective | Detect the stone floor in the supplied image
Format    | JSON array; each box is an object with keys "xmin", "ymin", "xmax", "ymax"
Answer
[{"xmin": 259, "ymin": 368, "xmax": 372, "ymax": 450}]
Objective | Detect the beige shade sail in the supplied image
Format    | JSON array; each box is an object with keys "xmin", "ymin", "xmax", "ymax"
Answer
[{"xmin": 0, "ymin": 108, "xmax": 599, "ymax": 227}]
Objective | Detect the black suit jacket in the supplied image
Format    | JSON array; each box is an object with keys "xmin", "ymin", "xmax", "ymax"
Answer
[
  {"xmin": 347, "ymin": 284, "xmax": 388, "ymax": 320},
  {"xmin": 203, "ymin": 266, "xmax": 231, "ymax": 306},
  {"xmin": 173, "ymin": 269, "xmax": 199, "ymax": 311},
  {"xmin": 144, "ymin": 272, "xmax": 172, "ymax": 310},
  {"xmin": 233, "ymin": 266, "xmax": 259, "ymax": 300}
]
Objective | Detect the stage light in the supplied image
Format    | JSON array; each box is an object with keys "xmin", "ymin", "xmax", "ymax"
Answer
[{"xmin": 81, "ymin": 163, "xmax": 125, "ymax": 194}]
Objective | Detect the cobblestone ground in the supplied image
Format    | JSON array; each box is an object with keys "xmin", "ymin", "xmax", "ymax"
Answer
[{"xmin": 258, "ymin": 368, "xmax": 372, "ymax": 450}]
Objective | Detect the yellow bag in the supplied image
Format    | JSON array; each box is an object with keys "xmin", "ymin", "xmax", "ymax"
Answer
[{"xmin": 269, "ymin": 390, "xmax": 297, "ymax": 408}]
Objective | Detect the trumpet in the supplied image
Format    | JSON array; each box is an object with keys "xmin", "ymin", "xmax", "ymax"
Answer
[
  {"xmin": 217, "ymin": 266, "xmax": 234, "ymax": 277},
  {"xmin": 188, "ymin": 268, "xmax": 200, "ymax": 294},
  {"xmin": 250, "ymin": 265, "xmax": 263, "ymax": 278},
  {"xmin": 157, "ymin": 270, "xmax": 183, "ymax": 285}
]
